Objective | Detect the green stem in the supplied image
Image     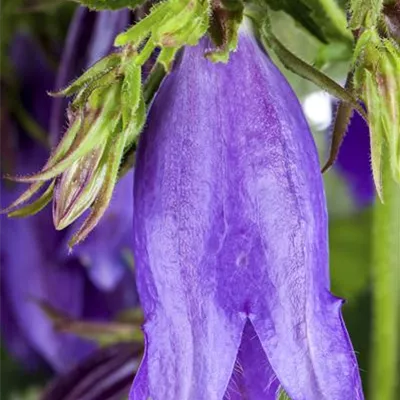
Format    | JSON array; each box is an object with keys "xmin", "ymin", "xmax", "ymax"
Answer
[{"xmin": 370, "ymin": 155, "xmax": 400, "ymax": 400}]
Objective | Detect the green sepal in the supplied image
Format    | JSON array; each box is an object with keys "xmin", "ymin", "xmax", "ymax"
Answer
[
  {"xmin": 114, "ymin": 2, "xmax": 170, "ymax": 47},
  {"xmin": 365, "ymin": 70, "xmax": 385, "ymax": 201},
  {"xmin": 349, "ymin": 0, "xmax": 383, "ymax": 30},
  {"xmin": 322, "ymin": 101, "xmax": 355, "ymax": 174},
  {"xmin": 115, "ymin": 0, "xmax": 210, "ymax": 51},
  {"xmin": 13, "ymin": 87, "xmax": 120, "ymax": 183},
  {"xmin": 157, "ymin": 47, "xmax": 179, "ymax": 71},
  {"xmin": 8, "ymin": 181, "xmax": 55, "ymax": 218},
  {"xmin": 163, "ymin": 2, "xmax": 209, "ymax": 49},
  {"xmin": 352, "ymin": 29, "xmax": 381, "ymax": 78},
  {"xmin": 125, "ymin": 97, "xmax": 146, "ymax": 147},
  {"xmin": 121, "ymin": 62, "xmax": 142, "ymax": 129},
  {"xmin": 49, "ymin": 53, "xmax": 121, "ymax": 98},
  {"xmin": 161, "ymin": 12, "xmax": 209, "ymax": 50},
  {"xmin": 70, "ymin": 70, "xmax": 120, "ymax": 112},
  {"xmin": 69, "ymin": 118, "xmax": 127, "ymax": 247},
  {"xmin": 134, "ymin": 39, "xmax": 157, "ymax": 66},
  {"xmin": 2, "ymin": 117, "xmax": 82, "ymax": 213},
  {"xmin": 152, "ymin": 0, "xmax": 209, "ymax": 48},
  {"xmin": 118, "ymin": 65, "xmax": 167, "ymax": 179},
  {"xmin": 53, "ymin": 145, "xmax": 107, "ymax": 230},
  {"xmin": 13, "ymin": 119, "xmax": 105, "ymax": 182},
  {"xmin": 153, "ymin": 1, "xmax": 195, "ymax": 45}
]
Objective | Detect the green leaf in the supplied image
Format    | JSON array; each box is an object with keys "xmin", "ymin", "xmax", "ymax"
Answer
[
  {"xmin": 261, "ymin": 0, "xmax": 328, "ymax": 43},
  {"xmin": 259, "ymin": 0, "xmax": 352, "ymax": 43}
]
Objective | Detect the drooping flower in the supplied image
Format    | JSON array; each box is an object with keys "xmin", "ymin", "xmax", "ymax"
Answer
[
  {"xmin": 1, "ymin": 124, "xmax": 139, "ymax": 375},
  {"xmin": 335, "ymin": 110, "xmax": 375, "ymax": 207},
  {"xmin": 132, "ymin": 25, "xmax": 364, "ymax": 400}
]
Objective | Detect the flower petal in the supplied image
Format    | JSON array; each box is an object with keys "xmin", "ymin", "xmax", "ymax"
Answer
[
  {"xmin": 10, "ymin": 33, "xmax": 55, "ymax": 130},
  {"xmin": 0, "ymin": 210, "xmax": 93, "ymax": 372},
  {"xmin": 133, "ymin": 26, "xmax": 363, "ymax": 400}
]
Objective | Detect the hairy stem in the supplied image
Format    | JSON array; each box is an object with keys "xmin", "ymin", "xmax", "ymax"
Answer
[{"xmin": 370, "ymin": 153, "xmax": 400, "ymax": 400}]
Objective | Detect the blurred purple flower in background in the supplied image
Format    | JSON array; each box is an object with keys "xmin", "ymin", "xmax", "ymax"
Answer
[
  {"xmin": 50, "ymin": 6, "xmax": 130, "ymax": 145},
  {"xmin": 335, "ymin": 111, "xmax": 374, "ymax": 207},
  {"xmin": 132, "ymin": 27, "xmax": 364, "ymax": 400},
  {"xmin": 67, "ymin": 169, "xmax": 134, "ymax": 292},
  {"xmin": 1, "ymin": 7, "xmax": 138, "ymax": 377},
  {"xmin": 52, "ymin": 6, "xmax": 134, "ymax": 292}
]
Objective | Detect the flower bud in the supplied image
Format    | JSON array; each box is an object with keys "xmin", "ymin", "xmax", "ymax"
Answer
[{"xmin": 355, "ymin": 30, "xmax": 400, "ymax": 199}]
